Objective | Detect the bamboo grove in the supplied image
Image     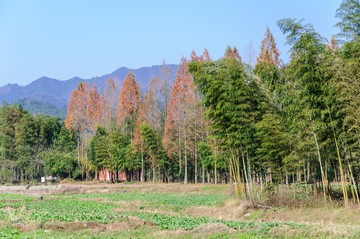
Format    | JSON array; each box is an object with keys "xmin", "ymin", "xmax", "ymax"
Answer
[{"xmin": 0, "ymin": 0, "xmax": 360, "ymax": 204}]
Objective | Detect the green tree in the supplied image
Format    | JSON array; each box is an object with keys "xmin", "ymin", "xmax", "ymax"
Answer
[{"xmin": 335, "ymin": 0, "xmax": 360, "ymax": 41}]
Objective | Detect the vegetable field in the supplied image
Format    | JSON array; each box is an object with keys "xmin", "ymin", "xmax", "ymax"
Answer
[{"xmin": 0, "ymin": 183, "xmax": 360, "ymax": 238}]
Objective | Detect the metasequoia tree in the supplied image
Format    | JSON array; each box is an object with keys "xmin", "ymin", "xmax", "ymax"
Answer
[
  {"xmin": 65, "ymin": 82, "xmax": 101, "ymax": 179},
  {"xmin": 164, "ymin": 57, "xmax": 195, "ymax": 184},
  {"xmin": 225, "ymin": 46, "xmax": 242, "ymax": 61},
  {"xmin": 188, "ymin": 49, "xmax": 212, "ymax": 184},
  {"xmin": 99, "ymin": 78, "xmax": 120, "ymax": 129},
  {"xmin": 118, "ymin": 72, "xmax": 141, "ymax": 141},
  {"xmin": 255, "ymin": 27, "xmax": 282, "ymax": 91},
  {"xmin": 132, "ymin": 75, "xmax": 163, "ymax": 182}
]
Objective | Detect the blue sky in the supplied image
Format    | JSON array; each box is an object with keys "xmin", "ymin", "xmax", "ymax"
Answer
[{"xmin": 0, "ymin": 0, "xmax": 341, "ymax": 86}]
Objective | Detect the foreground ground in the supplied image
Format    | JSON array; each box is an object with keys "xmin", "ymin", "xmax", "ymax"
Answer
[{"xmin": 0, "ymin": 182, "xmax": 360, "ymax": 238}]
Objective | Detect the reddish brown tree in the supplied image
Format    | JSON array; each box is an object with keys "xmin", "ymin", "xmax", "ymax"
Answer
[
  {"xmin": 65, "ymin": 82, "xmax": 89, "ymax": 137},
  {"xmin": 164, "ymin": 57, "xmax": 195, "ymax": 184},
  {"xmin": 256, "ymin": 26, "xmax": 282, "ymax": 68},
  {"xmin": 225, "ymin": 46, "xmax": 242, "ymax": 61},
  {"xmin": 118, "ymin": 72, "xmax": 141, "ymax": 141},
  {"xmin": 201, "ymin": 48, "xmax": 212, "ymax": 62},
  {"xmin": 327, "ymin": 35, "xmax": 339, "ymax": 52},
  {"xmin": 190, "ymin": 50, "xmax": 199, "ymax": 62},
  {"xmin": 254, "ymin": 26, "xmax": 282, "ymax": 90},
  {"xmin": 87, "ymin": 82, "xmax": 101, "ymax": 131},
  {"xmin": 65, "ymin": 82, "xmax": 101, "ymax": 180}
]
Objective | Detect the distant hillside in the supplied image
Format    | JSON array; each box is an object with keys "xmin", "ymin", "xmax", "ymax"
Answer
[
  {"xmin": 14, "ymin": 98, "xmax": 67, "ymax": 120},
  {"xmin": 0, "ymin": 64, "xmax": 178, "ymax": 113}
]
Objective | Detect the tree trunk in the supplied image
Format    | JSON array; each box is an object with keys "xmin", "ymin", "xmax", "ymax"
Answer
[
  {"xmin": 242, "ymin": 151, "xmax": 250, "ymax": 198},
  {"xmin": 77, "ymin": 135, "xmax": 80, "ymax": 164},
  {"xmin": 178, "ymin": 125, "xmax": 181, "ymax": 180},
  {"xmin": 141, "ymin": 137, "xmax": 144, "ymax": 182},
  {"xmin": 247, "ymin": 153, "xmax": 253, "ymax": 193},
  {"xmin": 313, "ymin": 132, "xmax": 327, "ymax": 203},
  {"xmin": 214, "ymin": 149, "xmax": 217, "ymax": 185},
  {"xmin": 229, "ymin": 157, "xmax": 233, "ymax": 184},
  {"xmin": 184, "ymin": 133, "xmax": 188, "ymax": 184},
  {"xmin": 343, "ymin": 144, "xmax": 360, "ymax": 204},
  {"xmin": 152, "ymin": 166, "xmax": 156, "ymax": 182},
  {"xmin": 325, "ymin": 160, "xmax": 328, "ymax": 183},
  {"xmin": 334, "ymin": 163, "xmax": 338, "ymax": 182},
  {"xmin": 307, "ymin": 153, "xmax": 310, "ymax": 182},
  {"xmin": 194, "ymin": 114, "xmax": 198, "ymax": 184},
  {"xmin": 194, "ymin": 145, "xmax": 198, "ymax": 184},
  {"xmin": 202, "ymin": 165, "xmax": 205, "ymax": 184}
]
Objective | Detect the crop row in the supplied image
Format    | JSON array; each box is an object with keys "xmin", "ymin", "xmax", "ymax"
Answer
[{"xmin": 51, "ymin": 192, "xmax": 231, "ymax": 207}]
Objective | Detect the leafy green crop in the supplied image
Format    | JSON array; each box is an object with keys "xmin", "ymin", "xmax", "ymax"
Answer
[
  {"xmin": 0, "ymin": 194, "xmax": 33, "ymax": 201},
  {"xmin": 52, "ymin": 192, "xmax": 231, "ymax": 207},
  {"xmin": 0, "ymin": 192, "xmax": 305, "ymax": 236}
]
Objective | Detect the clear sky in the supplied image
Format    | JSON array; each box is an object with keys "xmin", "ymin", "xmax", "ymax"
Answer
[{"xmin": 0, "ymin": 0, "xmax": 341, "ymax": 86}]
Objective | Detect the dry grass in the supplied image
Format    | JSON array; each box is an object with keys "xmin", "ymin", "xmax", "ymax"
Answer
[{"xmin": 12, "ymin": 217, "xmax": 158, "ymax": 233}]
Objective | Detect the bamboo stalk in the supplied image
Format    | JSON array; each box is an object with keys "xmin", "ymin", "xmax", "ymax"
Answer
[
  {"xmin": 241, "ymin": 167, "xmax": 247, "ymax": 200},
  {"xmin": 230, "ymin": 154, "xmax": 240, "ymax": 198},
  {"xmin": 242, "ymin": 150, "xmax": 251, "ymax": 200},
  {"xmin": 237, "ymin": 155, "xmax": 244, "ymax": 196},
  {"xmin": 333, "ymin": 131, "xmax": 348, "ymax": 206},
  {"xmin": 346, "ymin": 170, "xmax": 356, "ymax": 203},
  {"xmin": 342, "ymin": 142, "xmax": 360, "ymax": 204},
  {"xmin": 327, "ymin": 104, "xmax": 348, "ymax": 205},
  {"xmin": 247, "ymin": 153, "xmax": 254, "ymax": 196},
  {"xmin": 313, "ymin": 132, "xmax": 327, "ymax": 204}
]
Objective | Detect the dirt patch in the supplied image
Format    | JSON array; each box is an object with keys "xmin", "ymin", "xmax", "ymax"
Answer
[
  {"xmin": 43, "ymin": 217, "xmax": 157, "ymax": 232},
  {"xmin": 183, "ymin": 201, "xmax": 254, "ymax": 221},
  {"xmin": 0, "ymin": 185, "xmax": 86, "ymax": 196},
  {"xmin": 153, "ymin": 229, "xmax": 187, "ymax": 238},
  {"xmin": 191, "ymin": 222, "xmax": 235, "ymax": 235},
  {"xmin": 44, "ymin": 221, "xmax": 104, "ymax": 232},
  {"xmin": 13, "ymin": 222, "xmax": 40, "ymax": 232},
  {"xmin": 153, "ymin": 222, "xmax": 235, "ymax": 239},
  {"xmin": 112, "ymin": 203, "xmax": 180, "ymax": 217},
  {"xmin": 0, "ymin": 182, "xmax": 233, "ymax": 196}
]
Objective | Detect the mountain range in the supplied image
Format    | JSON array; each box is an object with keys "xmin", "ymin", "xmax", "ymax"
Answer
[{"xmin": 0, "ymin": 64, "xmax": 178, "ymax": 118}]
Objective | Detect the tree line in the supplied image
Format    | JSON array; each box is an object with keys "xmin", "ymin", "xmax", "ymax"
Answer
[{"xmin": 0, "ymin": 103, "xmax": 78, "ymax": 182}]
